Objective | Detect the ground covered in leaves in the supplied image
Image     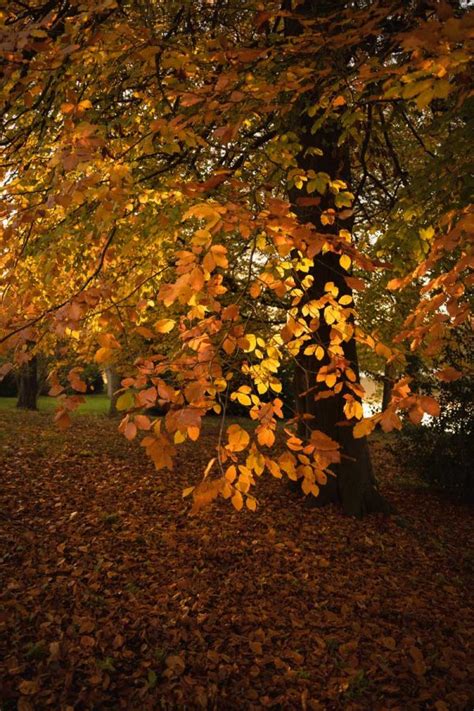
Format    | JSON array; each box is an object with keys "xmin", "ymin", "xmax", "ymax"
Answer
[{"xmin": 0, "ymin": 411, "xmax": 473, "ymax": 711}]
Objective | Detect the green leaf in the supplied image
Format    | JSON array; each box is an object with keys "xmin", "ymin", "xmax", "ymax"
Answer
[
  {"xmin": 147, "ymin": 670, "xmax": 157, "ymax": 689},
  {"xmin": 116, "ymin": 391, "xmax": 134, "ymax": 411}
]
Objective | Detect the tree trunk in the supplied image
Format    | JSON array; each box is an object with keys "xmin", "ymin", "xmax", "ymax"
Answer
[
  {"xmin": 105, "ymin": 367, "xmax": 120, "ymax": 416},
  {"xmin": 16, "ymin": 356, "xmax": 38, "ymax": 411},
  {"xmin": 290, "ymin": 108, "xmax": 391, "ymax": 517},
  {"xmin": 381, "ymin": 362, "xmax": 395, "ymax": 412}
]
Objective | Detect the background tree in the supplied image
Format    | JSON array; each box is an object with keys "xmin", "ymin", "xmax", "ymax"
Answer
[{"xmin": 16, "ymin": 355, "xmax": 39, "ymax": 410}]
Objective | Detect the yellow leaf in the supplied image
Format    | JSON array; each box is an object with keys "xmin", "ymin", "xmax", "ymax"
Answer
[
  {"xmin": 203, "ymin": 457, "xmax": 216, "ymax": 478},
  {"xmin": 221, "ymin": 480, "xmax": 233, "ymax": 499},
  {"xmin": 231, "ymin": 388, "xmax": 252, "ymax": 407},
  {"xmin": 324, "ymin": 281, "xmax": 339, "ymax": 297},
  {"xmin": 339, "ymin": 294, "xmax": 352, "ymax": 306},
  {"xmin": 416, "ymin": 88, "xmax": 434, "ymax": 109},
  {"xmin": 182, "ymin": 486, "xmax": 195, "ymax": 498},
  {"xmin": 241, "ymin": 334, "xmax": 256, "ymax": 352},
  {"xmin": 419, "ymin": 226, "xmax": 434, "ymax": 241},
  {"xmin": 154, "ymin": 318, "xmax": 175, "ymax": 334},
  {"xmin": 353, "ymin": 417, "xmax": 377, "ymax": 439},
  {"xmin": 339, "ymin": 254, "xmax": 351, "ymax": 270},
  {"xmin": 315, "ymin": 345, "xmax": 325, "ymax": 360},
  {"xmin": 182, "ymin": 203, "xmax": 223, "ymax": 228}
]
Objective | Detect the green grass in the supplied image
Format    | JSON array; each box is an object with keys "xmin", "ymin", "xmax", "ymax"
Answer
[{"xmin": 0, "ymin": 394, "xmax": 109, "ymax": 415}]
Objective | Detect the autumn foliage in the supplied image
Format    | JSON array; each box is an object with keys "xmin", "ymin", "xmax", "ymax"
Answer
[{"xmin": 0, "ymin": 1, "xmax": 472, "ymax": 512}]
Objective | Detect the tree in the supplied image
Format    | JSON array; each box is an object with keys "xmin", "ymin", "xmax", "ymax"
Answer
[
  {"xmin": 0, "ymin": 0, "xmax": 471, "ymax": 515},
  {"xmin": 16, "ymin": 355, "xmax": 39, "ymax": 410}
]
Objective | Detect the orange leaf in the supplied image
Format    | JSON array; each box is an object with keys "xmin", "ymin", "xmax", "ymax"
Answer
[
  {"xmin": 231, "ymin": 490, "xmax": 244, "ymax": 511},
  {"xmin": 436, "ymin": 366, "xmax": 462, "ymax": 382},
  {"xmin": 380, "ymin": 408, "xmax": 402, "ymax": 433},
  {"xmin": 333, "ymin": 95, "xmax": 346, "ymax": 107},
  {"xmin": 124, "ymin": 421, "xmax": 137, "ymax": 441},
  {"xmin": 419, "ymin": 396, "xmax": 440, "ymax": 417},
  {"xmin": 134, "ymin": 414, "xmax": 151, "ymax": 430},
  {"xmin": 55, "ymin": 410, "xmax": 71, "ymax": 431},
  {"xmin": 190, "ymin": 478, "xmax": 222, "ymax": 514},
  {"xmin": 94, "ymin": 347, "xmax": 114, "ymax": 364},
  {"xmin": 135, "ymin": 326, "xmax": 155, "ymax": 339},
  {"xmin": 227, "ymin": 424, "xmax": 250, "ymax": 452},
  {"xmin": 246, "ymin": 496, "xmax": 257, "ymax": 511},
  {"xmin": 257, "ymin": 426, "xmax": 275, "ymax": 447},
  {"xmin": 310, "ymin": 430, "xmax": 340, "ymax": 451}
]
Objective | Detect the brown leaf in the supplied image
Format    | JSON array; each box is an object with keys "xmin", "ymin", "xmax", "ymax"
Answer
[
  {"xmin": 165, "ymin": 654, "xmax": 185, "ymax": 676},
  {"xmin": 409, "ymin": 646, "xmax": 426, "ymax": 676},
  {"xmin": 19, "ymin": 680, "xmax": 38, "ymax": 696},
  {"xmin": 380, "ymin": 636, "xmax": 396, "ymax": 651},
  {"xmin": 80, "ymin": 635, "xmax": 96, "ymax": 648},
  {"xmin": 250, "ymin": 641, "xmax": 263, "ymax": 655}
]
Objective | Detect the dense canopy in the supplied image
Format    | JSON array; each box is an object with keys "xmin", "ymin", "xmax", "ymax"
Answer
[{"xmin": 0, "ymin": 0, "xmax": 472, "ymax": 513}]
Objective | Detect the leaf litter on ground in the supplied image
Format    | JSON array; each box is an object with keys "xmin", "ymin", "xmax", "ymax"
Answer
[{"xmin": 0, "ymin": 411, "xmax": 472, "ymax": 710}]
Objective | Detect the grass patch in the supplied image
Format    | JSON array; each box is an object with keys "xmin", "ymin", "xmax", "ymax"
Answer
[{"xmin": 0, "ymin": 394, "xmax": 109, "ymax": 415}]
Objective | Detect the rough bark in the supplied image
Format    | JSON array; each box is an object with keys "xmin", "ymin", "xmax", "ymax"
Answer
[{"xmin": 16, "ymin": 356, "xmax": 38, "ymax": 411}]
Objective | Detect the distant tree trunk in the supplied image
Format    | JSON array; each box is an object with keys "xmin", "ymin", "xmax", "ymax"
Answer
[
  {"xmin": 381, "ymin": 362, "xmax": 395, "ymax": 412},
  {"xmin": 16, "ymin": 356, "xmax": 38, "ymax": 411},
  {"xmin": 105, "ymin": 367, "xmax": 120, "ymax": 416},
  {"xmin": 289, "ymin": 91, "xmax": 391, "ymax": 517}
]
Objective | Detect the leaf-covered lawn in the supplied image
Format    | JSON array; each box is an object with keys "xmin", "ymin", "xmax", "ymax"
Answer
[{"xmin": 0, "ymin": 412, "xmax": 472, "ymax": 710}]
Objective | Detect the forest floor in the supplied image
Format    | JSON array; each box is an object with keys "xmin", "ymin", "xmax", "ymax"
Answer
[{"xmin": 0, "ymin": 411, "xmax": 472, "ymax": 711}]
